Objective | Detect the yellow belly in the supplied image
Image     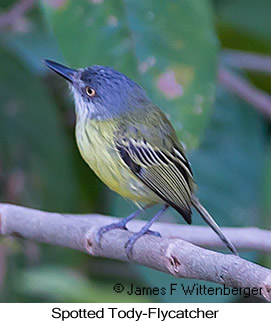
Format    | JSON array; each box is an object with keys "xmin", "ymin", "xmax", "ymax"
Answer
[{"xmin": 75, "ymin": 118, "xmax": 160, "ymax": 205}]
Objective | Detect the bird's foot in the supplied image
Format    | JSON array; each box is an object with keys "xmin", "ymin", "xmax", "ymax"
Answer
[
  {"xmin": 125, "ymin": 232, "xmax": 142, "ymax": 259},
  {"xmin": 124, "ymin": 204, "xmax": 168, "ymax": 259},
  {"xmin": 125, "ymin": 229, "xmax": 162, "ymax": 259},
  {"xmin": 96, "ymin": 220, "xmax": 127, "ymax": 247},
  {"xmin": 96, "ymin": 208, "xmax": 146, "ymax": 247}
]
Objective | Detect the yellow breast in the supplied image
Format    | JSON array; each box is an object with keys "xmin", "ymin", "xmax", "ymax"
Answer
[{"xmin": 75, "ymin": 118, "xmax": 160, "ymax": 205}]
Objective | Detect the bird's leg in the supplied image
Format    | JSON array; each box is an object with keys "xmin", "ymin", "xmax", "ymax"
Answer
[
  {"xmin": 125, "ymin": 204, "xmax": 169, "ymax": 259},
  {"xmin": 96, "ymin": 206, "xmax": 148, "ymax": 246}
]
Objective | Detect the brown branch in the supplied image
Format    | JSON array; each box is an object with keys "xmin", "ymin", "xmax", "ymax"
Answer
[
  {"xmin": 0, "ymin": 203, "xmax": 271, "ymax": 301},
  {"xmin": 218, "ymin": 67, "xmax": 271, "ymax": 119},
  {"xmin": 0, "ymin": 0, "xmax": 35, "ymax": 29},
  {"xmin": 221, "ymin": 49, "xmax": 271, "ymax": 75}
]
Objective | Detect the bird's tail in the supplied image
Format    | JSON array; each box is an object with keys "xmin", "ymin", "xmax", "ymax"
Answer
[{"xmin": 192, "ymin": 196, "xmax": 239, "ymax": 256}]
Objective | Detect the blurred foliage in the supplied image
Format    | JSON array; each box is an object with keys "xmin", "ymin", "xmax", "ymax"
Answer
[
  {"xmin": 42, "ymin": 0, "xmax": 218, "ymax": 149},
  {"xmin": 0, "ymin": 0, "xmax": 270, "ymax": 303}
]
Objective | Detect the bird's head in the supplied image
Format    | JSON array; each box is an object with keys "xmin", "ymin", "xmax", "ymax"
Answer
[{"xmin": 44, "ymin": 60, "xmax": 150, "ymax": 120}]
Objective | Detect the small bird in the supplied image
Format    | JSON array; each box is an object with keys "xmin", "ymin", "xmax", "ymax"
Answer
[{"xmin": 45, "ymin": 60, "xmax": 238, "ymax": 257}]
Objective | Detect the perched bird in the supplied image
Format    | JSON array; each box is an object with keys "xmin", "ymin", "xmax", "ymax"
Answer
[{"xmin": 45, "ymin": 60, "xmax": 238, "ymax": 257}]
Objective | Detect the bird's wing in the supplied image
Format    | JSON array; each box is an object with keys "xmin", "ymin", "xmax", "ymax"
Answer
[{"xmin": 115, "ymin": 136, "xmax": 195, "ymax": 224}]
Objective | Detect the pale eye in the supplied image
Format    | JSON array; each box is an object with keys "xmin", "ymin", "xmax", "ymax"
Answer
[{"xmin": 85, "ymin": 86, "xmax": 96, "ymax": 97}]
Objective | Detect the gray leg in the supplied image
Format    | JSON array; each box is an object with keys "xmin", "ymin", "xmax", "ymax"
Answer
[
  {"xmin": 125, "ymin": 204, "xmax": 169, "ymax": 259},
  {"xmin": 96, "ymin": 206, "xmax": 148, "ymax": 246}
]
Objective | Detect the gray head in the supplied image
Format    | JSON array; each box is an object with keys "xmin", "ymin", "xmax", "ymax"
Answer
[{"xmin": 44, "ymin": 60, "xmax": 150, "ymax": 120}]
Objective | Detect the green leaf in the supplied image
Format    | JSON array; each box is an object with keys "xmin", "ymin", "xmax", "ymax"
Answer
[
  {"xmin": 0, "ymin": 48, "xmax": 80, "ymax": 212},
  {"xmin": 216, "ymin": 0, "xmax": 271, "ymax": 46},
  {"xmin": 1, "ymin": 29, "xmax": 62, "ymax": 75},
  {"xmin": 191, "ymin": 87, "xmax": 265, "ymax": 228},
  {"xmin": 215, "ymin": 0, "xmax": 271, "ymax": 54},
  {"xmin": 0, "ymin": 7, "xmax": 63, "ymax": 75},
  {"xmin": 16, "ymin": 266, "xmax": 151, "ymax": 302},
  {"xmin": 41, "ymin": 0, "xmax": 218, "ymax": 149},
  {"xmin": 17, "ymin": 266, "xmax": 98, "ymax": 302}
]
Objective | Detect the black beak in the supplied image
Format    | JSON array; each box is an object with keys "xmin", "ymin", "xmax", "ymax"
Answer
[{"xmin": 44, "ymin": 59, "xmax": 76, "ymax": 83}]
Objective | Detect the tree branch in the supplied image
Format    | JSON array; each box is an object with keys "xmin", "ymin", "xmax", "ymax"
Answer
[
  {"xmin": 71, "ymin": 214, "xmax": 271, "ymax": 252},
  {"xmin": 221, "ymin": 49, "xmax": 271, "ymax": 75},
  {"xmin": 218, "ymin": 67, "xmax": 271, "ymax": 119},
  {"xmin": 0, "ymin": 0, "xmax": 35, "ymax": 29},
  {"xmin": 0, "ymin": 203, "xmax": 271, "ymax": 301}
]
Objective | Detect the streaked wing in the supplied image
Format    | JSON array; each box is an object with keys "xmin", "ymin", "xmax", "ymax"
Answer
[{"xmin": 116, "ymin": 137, "xmax": 194, "ymax": 224}]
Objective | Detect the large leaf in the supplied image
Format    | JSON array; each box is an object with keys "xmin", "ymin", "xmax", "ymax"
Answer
[
  {"xmin": 0, "ymin": 48, "xmax": 80, "ymax": 212},
  {"xmin": 191, "ymin": 87, "xmax": 265, "ymax": 228},
  {"xmin": 0, "ymin": 5, "xmax": 63, "ymax": 75},
  {"xmin": 16, "ymin": 266, "xmax": 150, "ymax": 302},
  {"xmin": 215, "ymin": 0, "xmax": 271, "ymax": 48},
  {"xmin": 41, "ymin": 0, "xmax": 218, "ymax": 149}
]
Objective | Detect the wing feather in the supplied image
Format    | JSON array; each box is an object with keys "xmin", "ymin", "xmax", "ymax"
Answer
[{"xmin": 116, "ymin": 138, "xmax": 194, "ymax": 224}]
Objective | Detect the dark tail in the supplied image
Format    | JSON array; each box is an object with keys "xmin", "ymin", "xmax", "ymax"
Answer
[{"xmin": 192, "ymin": 197, "xmax": 239, "ymax": 256}]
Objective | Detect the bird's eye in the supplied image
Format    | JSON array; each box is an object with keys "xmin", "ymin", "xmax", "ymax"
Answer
[{"xmin": 85, "ymin": 86, "xmax": 96, "ymax": 97}]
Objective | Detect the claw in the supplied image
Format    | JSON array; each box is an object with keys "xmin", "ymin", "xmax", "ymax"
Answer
[
  {"xmin": 97, "ymin": 205, "xmax": 167, "ymax": 258},
  {"xmin": 96, "ymin": 221, "xmax": 127, "ymax": 246},
  {"xmin": 96, "ymin": 208, "xmax": 145, "ymax": 247},
  {"xmin": 124, "ymin": 205, "xmax": 168, "ymax": 259},
  {"xmin": 125, "ymin": 235, "xmax": 137, "ymax": 259},
  {"xmin": 124, "ymin": 229, "xmax": 162, "ymax": 259},
  {"xmin": 145, "ymin": 229, "xmax": 161, "ymax": 237}
]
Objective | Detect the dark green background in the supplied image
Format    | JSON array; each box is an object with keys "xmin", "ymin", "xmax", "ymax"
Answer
[{"xmin": 0, "ymin": 0, "xmax": 270, "ymax": 302}]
